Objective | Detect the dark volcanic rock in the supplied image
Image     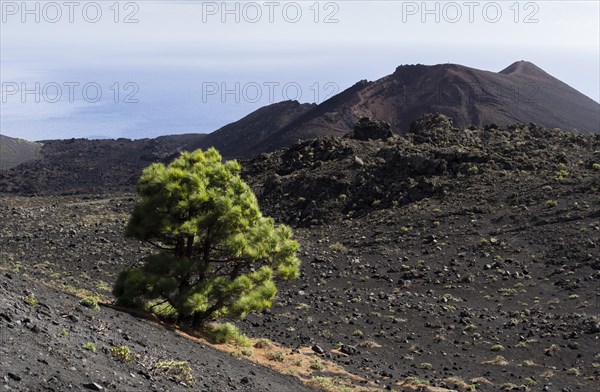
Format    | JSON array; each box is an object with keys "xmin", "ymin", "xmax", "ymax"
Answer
[
  {"xmin": 410, "ymin": 113, "xmax": 455, "ymax": 134},
  {"xmin": 83, "ymin": 382, "xmax": 104, "ymax": 391},
  {"xmin": 351, "ymin": 118, "xmax": 394, "ymax": 141},
  {"xmin": 340, "ymin": 345, "xmax": 358, "ymax": 356},
  {"xmin": 311, "ymin": 345, "xmax": 325, "ymax": 354},
  {"xmin": 244, "ymin": 115, "xmax": 600, "ymax": 227}
]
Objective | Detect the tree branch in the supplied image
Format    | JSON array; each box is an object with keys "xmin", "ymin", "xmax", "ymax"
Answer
[
  {"xmin": 148, "ymin": 299, "xmax": 170, "ymax": 310},
  {"xmin": 193, "ymin": 298, "xmax": 225, "ymax": 328},
  {"xmin": 229, "ymin": 263, "xmax": 244, "ymax": 280},
  {"xmin": 144, "ymin": 240, "xmax": 176, "ymax": 251}
]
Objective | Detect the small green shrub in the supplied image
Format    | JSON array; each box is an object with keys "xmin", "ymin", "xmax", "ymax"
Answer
[
  {"xmin": 22, "ymin": 293, "xmax": 37, "ymax": 306},
  {"xmin": 329, "ymin": 242, "xmax": 348, "ymax": 253},
  {"xmin": 419, "ymin": 362, "xmax": 433, "ymax": 370},
  {"xmin": 95, "ymin": 280, "xmax": 111, "ymax": 292},
  {"xmin": 206, "ymin": 323, "xmax": 250, "ymax": 346},
  {"xmin": 491, "ymin": 344, "xmax": 505, "ymax": 352},
  {"xmin": 295, "ymin": 303, "xmax": 310, "ymax": 310},
  {"xmin": 358, "ymin": 340, "xmax": 382, "ymax": 348},
  {"xmin": 309, "ymin": 376, "xmax": 352, "ymax": 391},
  {"xmin": 554, "ymin": 169, "xmax": 569, "ymax": 181},
  {"xmin": 267, "ymin": 351, "xmax": 285, "ymax": 362},
  {"xmin": 485, "ymin": 355, "xmax": 509, "ymax": 365},
  {"xmin": 524, "ymin": 377, "xmax": 538, "ymax": 386},
  {"xmin": 253, "ymin": 338, "xmax": 273, "ymax": 349},
  {"xmin": 80, "ymin": 296, "xmax": 101, "ymax": 311},
  {"xmin": 154, "ymin": 360, "xmax": 195, "ymax": 385},
  {"xmin": 498, "ymin": 288, "xmax": 517, "ymax": 297},
  {"xmin": 110, "ymin": 346, "xmax": 134, "ymax": 362},
  {"xmin": 544, "ymin": 343, "xmax": 560, "ymax": 356},
  {"xmin": 292, "ymin": 359, "xmax": 304, "ymax": 367},
  {"xmin": 310, "ymin": 359, "xmax": 325, "ymax": 371},
  {"xmin": 404, "ymin": 376, "xmax": 429, "ymax": 386},
  {"xmin": 83, "ymin": 342, "xmax": 97, "ymax": 353},
  {"xmin": 235, "ymin": 334, "xmax": 252, "ymax": 347}
]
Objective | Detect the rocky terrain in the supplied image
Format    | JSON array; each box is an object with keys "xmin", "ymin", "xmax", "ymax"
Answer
[
  {"xmin": 245, "ymin": 115, "xmax": 600, "ymax": 226},
  {"xmin": 0, "ymin": 271, "xmax": 317, "ymax": 391},
  {"xmin": 240, "ymin": 116, "xmax": 600, "ymax": 391},
  {"xmin": 0, "ymin": 134, "xmax": 203, "ymax": 195},
  {"xmin": 1, "ymin": 114, "xmax": 599, "ymax": 391}
]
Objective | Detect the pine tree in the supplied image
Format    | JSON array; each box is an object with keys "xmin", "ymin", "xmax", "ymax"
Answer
[{"xmin": 113, "ymin": 148, "xmax": 300, "ymax": 328}]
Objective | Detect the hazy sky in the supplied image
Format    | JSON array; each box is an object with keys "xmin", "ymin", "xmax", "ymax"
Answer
[{"xmin": 1, "ymin": 0, "xmax": 599, "ymax": 140}]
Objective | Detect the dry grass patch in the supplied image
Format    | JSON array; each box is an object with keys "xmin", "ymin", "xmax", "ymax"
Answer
[
  {"xmin": 470, "ymin": 376, "xmax": 493, "ymax": 386},
  {"xmin": 444, "ymin": 377, "xmax": 477, "ymax": 391},
  {"xmin": 397, "ymin": 377, "xmax": 459, "ymax": 392},
  {"xmin": 483, "ymin": 355, "xmax": 510, "ymax": 366},
  {"xmin": 358, "ymin": 340, "xmax": 382, "ymax": 348},
  {"xmin": 174, "ymin": 328, "xmax": 381, "ymax": 392}
]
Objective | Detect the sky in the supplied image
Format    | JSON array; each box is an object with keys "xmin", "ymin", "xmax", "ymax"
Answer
[{"xmin": 1, "ymin": 0, "xmax": 599, "ymax": 140}]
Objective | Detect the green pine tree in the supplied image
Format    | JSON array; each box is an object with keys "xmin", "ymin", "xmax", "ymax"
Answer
[{"xmin": 113, "ymin": 148, "xmax": 300, "ymax": 328}]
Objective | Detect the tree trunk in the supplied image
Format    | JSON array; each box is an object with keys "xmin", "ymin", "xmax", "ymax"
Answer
[
  {"xmin": 186, "ymin": 235, "xmax": 194, "ymax": 257},
  {"xmin": 177, "ymin": 313, "xmax": 192, "ymax": 325},
  {"xmin": 192, "ymin": 301, "xmax": 223, "ymax": 329},
  {"xmin": 176, "ymin": 237, "xmax": 184, "ymax": 258}
]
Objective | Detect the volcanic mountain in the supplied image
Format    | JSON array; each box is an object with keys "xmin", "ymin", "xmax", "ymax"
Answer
[
  {"xmin": 194, "ymin": 61, "xmax": 600, "ymax": 158},
  {"xmin": 0, "ymin": 134, "xmax": 42, "ymax": 170},
  {"xmin": 188, "ymin": 100, "xmax": 316, "ymax": 157}
]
